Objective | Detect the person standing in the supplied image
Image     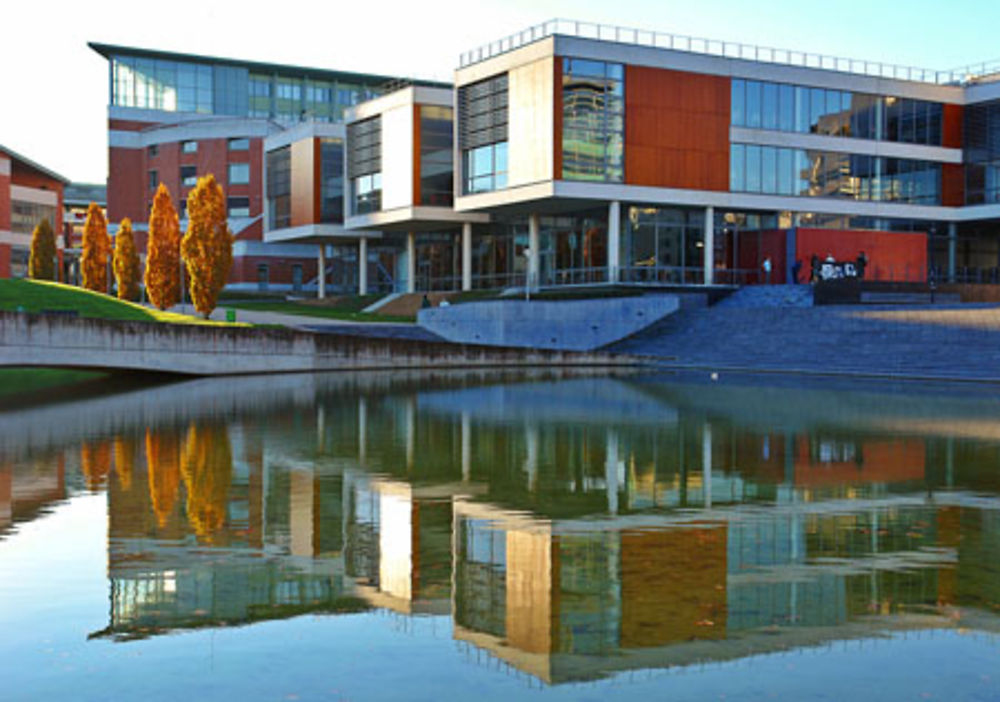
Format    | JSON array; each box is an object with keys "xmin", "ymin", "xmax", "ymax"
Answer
[{"xmin": 762, "ymin": 256, "xmax": 772, "ymax": 285}]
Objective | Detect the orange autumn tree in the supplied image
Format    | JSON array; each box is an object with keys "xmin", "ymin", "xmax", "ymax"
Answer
[
  {"xmin": 146, "ymin": 429, "xmax": 181, "ymax": 528},
  {"xmin": 112, "ymin": 218, "xmax": 141, "ymax": 301},
  {"xmin": 81, "ymin": 203, "xmax": 110, "ymax": 292},
  {"xmin": 180, "ymin": 423, "xmax": 232, "ymax": 544},
  {"xmin": 28, "ymin": 218, "xmax": 57, "ymax": 280},
  {"xmin": 181, "ymin": 174, "xmax": 233, "ymax": 318},
  {"xmin": 146, "ymin": 183, "xmax": 182, "ymax": 310}
]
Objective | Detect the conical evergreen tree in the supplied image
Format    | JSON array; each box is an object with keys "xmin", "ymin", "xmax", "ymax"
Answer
[{"xmin": 28, "ymin": 217, "xmax": 56, "ymax": 280}]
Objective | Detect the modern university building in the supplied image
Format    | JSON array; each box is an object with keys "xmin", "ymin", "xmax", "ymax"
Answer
[{"xmin": 92, "ymin": 20, "xmax": 1000, "ymax": 294}]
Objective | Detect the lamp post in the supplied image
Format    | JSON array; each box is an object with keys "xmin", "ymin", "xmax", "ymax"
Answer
[{"xmin": 523, "ymin": 247, "xmax": 532, "ymax": 302}]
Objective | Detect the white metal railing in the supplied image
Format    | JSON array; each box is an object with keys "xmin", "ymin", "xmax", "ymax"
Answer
[{"xmin": 459, "ymin": 18, "xmax": 994, "ymax": 86}]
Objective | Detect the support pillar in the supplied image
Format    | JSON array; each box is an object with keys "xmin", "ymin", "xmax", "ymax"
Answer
[
  {"xmin": 358, "ymin": 238, "xmax": 368, "ymax": 295},
  {"xmin": 462, "ymin": 222, "xmax": 472, "ymax": 291},
  {"xmin": 947, "ymin": 222, "xmax": 957, "ymax": 283},
  {"xmin": 406, "ymin": 232, "xmax": 416, "ymax": 294},
  {"xmin": 317, "ymin": 244, "xmax": 326, "ymax": 299},
  {"xmin": 607, "ymin": 200, "xmax": 621, "ymax": 283},
  {"xmin": 528, "ymin": 213, "xmax": 540, "ymax": 291},
  {"xmin": 703, "ymin": 206, "xmax": 714, "ymax": 286},
  {"xmin": 461, "ymin": 411, "xmax": 471, "ymax": 482},
  {"xmin": 605, "ymin": 428, "xmax": 619, "ymax": 516},
  {"xmin": 702, "ymin": 422, "xmax": 713, "ymax": 509}
]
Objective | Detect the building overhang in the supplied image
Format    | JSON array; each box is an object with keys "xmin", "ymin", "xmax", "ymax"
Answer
[
  {"xmin": 262, "ymin": 223, "xmax": 382, "ymax": 245},
  {"xmin": 346, "ymin": 86, "xmax": 454, "ymax": 124},
  {"xmin": 345, "ymin": 206, "xmax": 488, "ymax": 232}
]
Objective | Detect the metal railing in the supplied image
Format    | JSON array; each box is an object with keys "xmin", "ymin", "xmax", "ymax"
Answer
[
  {"xmin": 460, "ymin": 18, "xmax": 992, "ymax": 86},
  {"xmin": 619, "ymin": 265, "xmax": 706, "ymax": 286}
]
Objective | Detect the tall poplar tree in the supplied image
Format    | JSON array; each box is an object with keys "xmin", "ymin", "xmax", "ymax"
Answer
[
  {"xmin": 28, "ymin": 217, "xmax": 56, "ymax": 281},
  {"xmin": 181, "ymin": 174, "xmax": 233, "ymax": 318},
  {"xmin": 81, "ymin": 203, "xmax": 110, "ymax": 292},
  {"xmin": 146, "ymin": 183, "xmax": 182, "ymax": 310},
  {"xmin": 112, "ymin": 218, "xmax": 141, "ymax": 301}
]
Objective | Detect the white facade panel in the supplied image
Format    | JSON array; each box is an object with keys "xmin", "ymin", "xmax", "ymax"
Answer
[
  {"xmin": 380, "ymin": 103, "xmax": 415, "ymax": 211},
  {"xmin": 10, "ymin": 185, "xmax": 58, "ymax": 207},
  {"xmin": 507, "ymin": 56, "xmax": 554, "ymax": 188}
]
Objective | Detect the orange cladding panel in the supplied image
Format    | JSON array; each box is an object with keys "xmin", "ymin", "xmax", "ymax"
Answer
[
  {"xmin": 413, "ymin": 104, "xmax": 422, "ymax": 205},
  {"xmin": 796, "ymin": 228, "xmax": 928, "ymax": 283},
  {"xmin": 942, "ymin": 163, "xmax": 965, "ymax": 207},
  {"xmin": 289, "ymin": 139, "xmax": 316, "ymax": 227},
  {"xmin": 942, "ymin": 104, "xmax": 963, "ymax": 149},
  {"xmin": 625, "ymin": 66, "xmax": 730, "ymax": 191}
]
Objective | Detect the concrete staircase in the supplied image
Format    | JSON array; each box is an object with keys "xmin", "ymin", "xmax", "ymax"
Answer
[
  {"xmin": 714, "ymin": 285, "xmax": 814, "ymax": 308},
  {"xmin": 606, "ymin": 303, "xmax": 1000, "ymax": 381}
]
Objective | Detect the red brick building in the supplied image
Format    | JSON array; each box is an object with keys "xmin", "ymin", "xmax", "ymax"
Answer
[{"xmin": 0, "ymin": 144, "xmax": 68, "ymax": 278}]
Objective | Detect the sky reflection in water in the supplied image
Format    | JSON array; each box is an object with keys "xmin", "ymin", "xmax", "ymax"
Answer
[{"xmin": 2, "ymin": 370, "xmax": 1000, "ymax": 701}]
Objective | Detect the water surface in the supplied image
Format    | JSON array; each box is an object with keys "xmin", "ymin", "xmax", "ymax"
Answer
[{"xmin": 2, "ymin": 370, "xmax": 1000, "ymax": 700}]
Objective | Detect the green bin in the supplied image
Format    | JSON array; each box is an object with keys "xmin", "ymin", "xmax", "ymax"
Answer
[{"xmin": 225, "ymin": 308, "xmax": 237, "ymax": 323}]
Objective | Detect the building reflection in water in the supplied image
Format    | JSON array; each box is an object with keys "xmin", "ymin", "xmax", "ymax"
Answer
[{"xmin": 3, "ymin": 373, "xmax": 999, "ymax": 683}]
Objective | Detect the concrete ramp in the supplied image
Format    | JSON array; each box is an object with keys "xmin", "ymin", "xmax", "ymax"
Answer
[{"xmin": 417, "ymin": 295, "xmax": 680, "ymax": 351}]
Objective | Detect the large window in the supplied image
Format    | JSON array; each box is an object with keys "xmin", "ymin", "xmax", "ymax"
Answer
[
  {"xmin": 347, "ymin": 116, "xmax": 381, "ymax": 215},
  {"xmin": 458, "ymin": 74, "xmax": 508, "ymax": 194},
  {"xmin": 266, "ymin": 146, "xmax": 291, "ymax": 229},
  {"xmin": 620, "ymin": 206, "xmax": 705, "ymax": 285},
  {"xmin": 730, "ymin": 143, "xmax": 942, "ymax": 205},
  {"xmin": 420, "ymin": 105, "xmax": 454, "ymax": 206},
  {"xmin": 562, "ymin": 58, "xmax": 624, "ymax": 182},
  {"xmin": 731, "ymin": 78, "xmax": 944, "ymax": 146},
  {"xmin": 227, "ymin": 197, "xmax": 250, "ymax": 217},
  {"xmin": 11, "ymin": 201, "xmax": 57, "ymax": 235},
  {"xmin": 180, "ymin": 165, "xmax": 197, "ymax": 187},
  {"xmin": 228, "ymin": 162, "xmax": 250, "ymax": 185}
]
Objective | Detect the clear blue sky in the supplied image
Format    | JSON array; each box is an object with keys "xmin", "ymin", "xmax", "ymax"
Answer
[{"xmin": 1, "ymin": 0, "xmax": 995, "ymax": 184}]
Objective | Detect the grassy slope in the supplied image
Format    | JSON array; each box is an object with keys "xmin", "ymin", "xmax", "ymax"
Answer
[
  {"xmin": 229, "ymin": 300, "xmax": 414, "ymax": 323},
  {"xmin": 0, "ymin": 368, "xmax": 107, "ymax": 397},
  {"xmin": 0, "ymin": 279, "xmax": 241, "ymax": 325}
]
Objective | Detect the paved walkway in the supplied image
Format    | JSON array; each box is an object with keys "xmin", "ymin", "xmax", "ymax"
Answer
[
  {"xmin": 607, "ymin": 303, "xmax": 1000, "ymax": 382},
  {"xmin": 161, "ymin": 304, "xmax": 441, "ymax": 341}
]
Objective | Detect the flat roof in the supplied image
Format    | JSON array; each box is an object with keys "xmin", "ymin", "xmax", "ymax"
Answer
[
  {"xmin": 89, "ymin": 42, "xmax": 450, "ymax": 90},
  {"xmin": 0, "ymin": 144, "xmax": 69, "ymax": 185},
  {"xmin": 460, "ymin": 18, "xmax": 1000, "ymax": 86}
]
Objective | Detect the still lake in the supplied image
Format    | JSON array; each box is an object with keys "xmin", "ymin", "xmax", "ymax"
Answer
[{"xmin": 2, "ymin": 369, "xmax": 1000, "ymax": 701}]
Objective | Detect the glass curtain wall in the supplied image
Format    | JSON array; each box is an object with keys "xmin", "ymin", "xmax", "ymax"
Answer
[
  {"xmin": 419, "ymin": 106, "xmax": 454, "ymax": 206},
  {"xmin": 320, "ymin": 138, "xmax": 344, "ymax": 223},
  {"xmin": 347, "ymin": 117, "xmax": 382, "ymax": 215},
  {"xmin": 731, "ymin": 144, "xmax": 942, "ymax": 205},
  {"xmin": 415, "ymin": 233, "xmax": 461, "ymax": 291},
  {"xmin": 266, "ymin": 147, "xmax": 291, "ymax": 230},
  {"xmin": 111, "ymin": 55, "xmax": 384, "ymax": 120},
  {"xmin": 620, "ymin": 207, "xmax": 706, "ymax": 285},
  {"xmin": 562, "ymin": 58, "xmax": 624, "ymax": 182},
  {"xmin": 965, "ymin": 99, "xmax": 1000, "ymax": 205},
  {"xmin": 731, "ymin": 78, "xmax": 943, "ymax": 145},
  {"xmin": 458, "ymin": 74, "xmax": 508, "ymax": 194}
]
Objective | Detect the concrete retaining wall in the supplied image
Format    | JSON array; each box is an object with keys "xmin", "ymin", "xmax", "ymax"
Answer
[
  {"xmin": 417, "ymin": 295, "xmax": 680, "ymax": 351},
  {"xmin": 0, "ymin": 312, "xmax": 638, "ymax": 376}
]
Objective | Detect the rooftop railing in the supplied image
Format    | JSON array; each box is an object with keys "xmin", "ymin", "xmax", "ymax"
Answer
[{"xmin": 459, "ymin": 18, "xmax": 1000, "ymax": 86}]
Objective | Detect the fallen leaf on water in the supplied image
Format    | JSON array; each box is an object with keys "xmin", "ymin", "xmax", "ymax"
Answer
[{"xmin": 695, "ymin": 620, "xmax": 715, "ymax": 627}]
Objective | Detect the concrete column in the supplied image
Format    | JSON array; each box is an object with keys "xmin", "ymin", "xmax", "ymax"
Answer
[
  {"xmin": 607, "ymin": 200, "xmax": 621, "ymax": 283},
  {"xmin": 703, "ymin": 206, "xmax": 714, "ymax": 286},
  {"xmin": 702, "ymin": 422, "xmax": 713, "ymax": 509},
  {"xmin": 317, "ymin": 245, "xmax": 326, "ymax": 299},
  {"xmin": 528, "ymin": 213, "xmax": 540, "ymax": 291},
  {"xmin": 461, "ymin": 411, "xmax": 471, "ymax": 482},
  {"xmin": 358, "ymin": 238, "xmax": 368, "ymax": 295},
  {"xmin": 358, "ymin": 396, "xmax": 367, "ymax": 465},
  {"xmin": 605, "ymin": 428, "xmax": 619, "ymax": 516},
  {"xmin": 524, "ymin": 423, "xmax": 539, "ymax": 492},
  {"xmin": 406, "ymin": 232, "xmax": 416, "ymax": 294},
  {"xmin": 947, "ymin": 222, "xmax": 957, "ymax": 283},
  {"xmin": 462, "ymin": 222, "xmax": 473, "ymax": 291}
]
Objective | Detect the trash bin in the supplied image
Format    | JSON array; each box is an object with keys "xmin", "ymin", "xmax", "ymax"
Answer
[{"xmin": 225, "ymin": 308, "xmax": 236, "ymax": 323}]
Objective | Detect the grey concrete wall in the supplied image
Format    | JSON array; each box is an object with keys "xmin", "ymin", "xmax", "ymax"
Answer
[
  {"xmin": 417, "ymin": 295, "xmax": 680, "ymax": 351},
  {"xmin": 0, "ymin": 312, "xmax": 638, "ymax": 376}
]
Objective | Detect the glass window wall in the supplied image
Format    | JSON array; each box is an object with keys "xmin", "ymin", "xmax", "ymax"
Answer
[
  {"xmin": 419, "ymin": 105, "xmax": 454, "ymax": 206},
  {"xmin": 320, "ymin": 138, "xmax": 344, "ymax": 223},
  {"xmin": 458, "ymin": 73, "xmax": 508, "ymax": 194},
  {"xmin": 562, "ymin": 57, "xmax": 624, "ymax": 182},
  {"xmin": 266, "ymin": 146, "xmax": 291, "ymax": 229},
  {"xmin": 620, "ymin": 206, "xmax": 705, "ymax": 285}
]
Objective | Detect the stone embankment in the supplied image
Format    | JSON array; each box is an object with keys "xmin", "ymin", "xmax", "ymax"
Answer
[{"xmin": 0, "ymin": 311, "xmax": 640, "ymax": 376}]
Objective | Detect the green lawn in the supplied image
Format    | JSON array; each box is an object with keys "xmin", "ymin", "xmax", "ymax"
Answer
[
  {"xmin": 0, "ymin": 279, "xmax": 243, "ymax": 325},
  {"xmin": 228, "ymin": 300, "xmax": 414, "ymax": 323}
]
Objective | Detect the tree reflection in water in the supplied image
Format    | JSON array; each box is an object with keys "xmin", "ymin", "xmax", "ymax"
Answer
[
  {"xmin": 80, "ymin": 440, "xmax": 111, "ymax": 492},
  {"xmin": 145, "ymin": 429, "xmax": 181, "ymax": 528},
  {"xmin": 180, "ymin": 422, "xmax": 232, "ymax": 544}
]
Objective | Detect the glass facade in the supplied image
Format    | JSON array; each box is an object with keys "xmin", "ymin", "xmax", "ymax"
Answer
[
  {"xmin": 266, "ymin": 146, "xmax": 291, "ymax": 229},
  {"xmin": 458, "ymin": 74, "xmax": 508, "ymax": 194},
  {"xmin": 730, "ymin": 144, "xmax": 941, "ymax": 205},
  {"xmin": 110, "ymin": 54, "xmax": 384, "ymax": 122},
  {"xmin": 562, "ymin": 58, "xmax": 624, "ymax": 182},
  {"xmin": 964, "ymin": 99, "xmax": 1000, "ymax": 205},
  {"xmin": 620, "ymin": 206, "xmax": 706, "ymax": 284},
  {"xmin": 320, "ymin": 138, "xmax": 345, "ymax": 224},
  {"xmin": 731, "ymin": 78, "xmax": 943, "ymax": 145},
  {"xmin": 347, "ymin": 117, "xmax": 381, "ymax": 215},
  {"xmin": 419, "ymin": 105, "xmax": 454, "ymax": 207}
]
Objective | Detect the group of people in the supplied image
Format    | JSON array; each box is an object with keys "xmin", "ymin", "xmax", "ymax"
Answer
[{"xmin": 760, "ymin": 251, "xmax": 869, "ymax": 284}]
